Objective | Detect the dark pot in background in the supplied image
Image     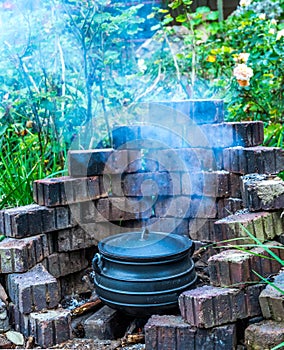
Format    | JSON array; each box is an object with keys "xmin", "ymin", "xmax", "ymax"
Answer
[{"xmin": 92, "ymin": 230, "xmax": 197, "ymax": 316}]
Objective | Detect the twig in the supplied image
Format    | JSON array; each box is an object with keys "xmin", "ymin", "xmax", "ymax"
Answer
[{"xmin": 57, "ymin": 37, "xmax": 66, "ymax": 121}]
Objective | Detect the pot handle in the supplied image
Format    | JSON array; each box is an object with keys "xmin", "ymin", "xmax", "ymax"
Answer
[
  {"xmin": 92, "ymin": 253, "xmax": 103, "ymax": 274},
  {"xmin": 189, "ymin": 240, "xmax": 195, "ymax": 256}
]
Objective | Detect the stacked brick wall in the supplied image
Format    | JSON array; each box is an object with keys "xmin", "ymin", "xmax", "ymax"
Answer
[{"xmin": 0, "ymin": 99, "xmax": 283, "ymax": 348}]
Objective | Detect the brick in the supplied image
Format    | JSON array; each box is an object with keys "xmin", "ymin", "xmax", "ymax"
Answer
[
  {"xmin": 68, "ymin": 149, "xmax": 113, "ymax": 177},
  {"xmin": 241, "ymin": 174, "xmax": 284, "ymax": 211},
  {"xmin": 208, "ymin": 242, "xmax": 284, "ymax": 287},
  {"xmin": 179, "ymin": 284, "xmax": 263, "ymax": 328},
  {"xmin": 0, "ymin": 300, "xmax": 9, "ymax": 332},
  {"xmin": 7, "ymin": 264, "xmax": 59, "ymax": 314},
  {"xmin": 68, "ymin": 149, "xmax": 141, "ymax": 177},
  {"xmin": 149, "ymin": 99, "xmax": 224, "ymax": 124},
  {"xmin": 189, "ymin": 197, "xmax": 217, "ymax": 218},
  {"xmin": 216, "ymin": 197, "xmax": 243, "ymax": 219},
  {"xmin": 56, "ymin": 226, "xmax": 96, "ymax": 251},
  {"xmin": 213, "ymin": 211, "xmax": 284, "ymax": 245},
  {"xmin": 229, "ymin": 173, "xmax": 242, "ymax": 198},
  {"xmin": 245, "ymin": 320, "xmax": 284, "ymax": 350},
  {"xmin": 148, "ymin": 148, "xmax": 217, "ymax": 173},
  {"xmin": 79, "ymin": 198, "xmax": 152, "ymax": 223},
  {"xmin": 259, "ymin": 271, "xmax": 284, "ymax": 321},
  {"xmin": 42, "ymin": 250, "xmax": 88, "ymax": 278},
  {"xmin": 29, "ymin": 309, "xmax": 72, "ymax": 348},
  {"xmin": 151, "ymin": 196, "xmax": 217, "ymax": 219},
  {"xmin": 229, "ymin": 121, "xmax": 264, "ymax": 147},
  {"xmin": 144, "ymin": 315, "xmax": 236, "ymax": 350},
  {"xmin": 182, "ymin": 171, "xmax": 230, "ymax": 197},
  {"xmin": 84, "ymin": 305, "xmax": 128, "ymax": 340},
  {"xmin": 0, "ymin": 204, "xmax": 73, "ymax": 238},
  {"xmin": 223, "ymin": 146, "xmax": 284, "ymax": 175},
  {"xmin": 59, "ymin": 269, "xmax": 94, "ymax": 298},
  {"xmin": 188, "ymin": 218, "xmax": 216, "ymax": 241},
  {"xmin": 154, "ymin": 196, "xmax": 191, "ymax": 219},
  {"xmin": 179, "ymin": 286, "xmax": 240, "ymax": 328},
  {"xmin": 33, "ymin": 176, "xmax": 103, "ymax": 207},
  {"xmin": 139, "ymin": 124, "xmax": 184, "ymax": 149},
  {"xmin": 110, "ymin": 125, "xmax": 140, "ymax": 149},
  {"xmin": 123, "ymin": 171, "xmax": 178, "ymax": 196},
  {"xmin": 0, "ymin": 234, "xmax": 50, "ymax": 273}
]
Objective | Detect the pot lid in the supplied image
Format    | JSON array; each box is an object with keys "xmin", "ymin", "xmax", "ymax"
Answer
[{"xmin": 98, "ymin": 230, "xmax": 193, "ymax": 261}]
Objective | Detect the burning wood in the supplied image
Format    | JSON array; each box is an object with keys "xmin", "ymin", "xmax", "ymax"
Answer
[
  {"xmin": 71, "ymin": 298, "xmax": 102, "ymax": 317},
  {"xmin": 120, "ymin": 319, "xmax": 145, "ymax": 347}
]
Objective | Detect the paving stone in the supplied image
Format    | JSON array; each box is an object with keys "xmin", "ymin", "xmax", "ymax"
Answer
[
  {"xmin": 245, "ymin": 320, "xmax": 284, "ymax": 350},
  {"xmin": 29, "ymin": 309, "xmax": 72, "ymax": 348},
  {"xmin": 0, "ymin": 234, "xmax": 50, "ymax": 273},
  {"xmin": 208, "ymin": 241, "xmax": 284, "ymax": 287},
  {"xmin": 241, "ymin": 174, "xmax": 284, "ymax": 211},
  {"xmin": 213, "ymin": 211, "xmax": 284, "ymax": 245},
  {"xmin": 223, "ymin": 146, "xmax": 284, "ymax": 175},
  {"xmin": 0, "ymin": 299, "xmax": 10, "ymax": 332},
  {"xmin": 7, "ymin": 264, "xmax": 60, "ymax": 314},
  {"xmin": 42, "ymin": 250, "xmax": 88, "ymax": 278},
  {"xmin": 33, "ymin": 176, "xmax": 103, "ymax": 207},
  {"xmin": 0, "ymin": 204, "xmax": 73, "ymax": 238},
  {"xmin": 144, "ymin": 314, "xmax": 236, "ymax": 350},
  {"xmin": 179, "ymin": 284, "xmax": 263, "ymax": 328},
  {"xmin": 84, "ymin": 305, "xmax": 129, "ymax": 340},
  {"xmin": 259, "ymin": 271, "xmax": 284, "ymax": 322}
]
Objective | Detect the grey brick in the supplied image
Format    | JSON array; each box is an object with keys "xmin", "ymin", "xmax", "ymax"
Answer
[
  {"xmin": 0, "ymin": 234, "xmax": 50, "ymax": 273},
  {"xmin": 42, "ymin": 250, "xmax": 88, "ymax": 278},
  {"xmin": 245, "ymin": 320, "xmax": 284, "ymax": 350},
  {"xmin": 29, "ymin": 309, "xmax": 72, "ymax": 348},
  {"xmin": 144, "ymin": 315, "xmax": 236, "ymax": 350},
  {"xmin": 241, "ymin": 174, "xmax": 284, "ymax": 211},
  {"xmin": 84, "ymin": 305, "xmax": 128, "ymax": 340},
  {"xmin": 0, "ymin": 204, "xmax": 74, "ymax": 238},
  {"xmin": 223, "ymin": 146, "xmax": 284, "ymax": 175},
  {"xmin": 7, "ymin": 264, "xmax": 60, "ymax": 314},
  {"xmin": 259, "ymin": 271, "xmax": 284, "ymax": 321}
]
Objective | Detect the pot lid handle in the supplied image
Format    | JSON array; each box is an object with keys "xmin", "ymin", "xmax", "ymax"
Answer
[{"xmin": 140, "ymin": 227, "xmax": 150, "ymax": 241}]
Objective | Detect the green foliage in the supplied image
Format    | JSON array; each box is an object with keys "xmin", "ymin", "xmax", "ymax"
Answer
[
  {"xmin": 152, "ymin": 0, "xmax": 284, "ymax": 147},
  {"xmin": 0, "ymin": 0, "xmax": 150, "ymax": 208}
]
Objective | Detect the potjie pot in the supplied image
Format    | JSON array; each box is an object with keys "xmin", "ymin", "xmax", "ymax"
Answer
[{"xmin": 92, "ymin": 230, "xmax": 197, "ymax": 316}]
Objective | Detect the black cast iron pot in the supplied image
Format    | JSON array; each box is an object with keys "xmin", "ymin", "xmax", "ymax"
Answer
[{"xmin": 92, "ymin": 230, "xmax": 197, "ymax": 316}]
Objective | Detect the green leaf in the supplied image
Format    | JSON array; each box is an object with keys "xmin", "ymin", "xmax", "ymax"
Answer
[
  {"xmin": 207, "ymin": 11, "xmax": 219, "ymax": 21},
  {"xmin": 196, "ymin": 6, "xmax": 210, "ymax": 14},
  {"xmin": 176, "ymin": 14, "xmax": 187, "ymax": 23},
  {"xmin": 271, "ymin": 342, "xmax": 284, "ymax": 350}
]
